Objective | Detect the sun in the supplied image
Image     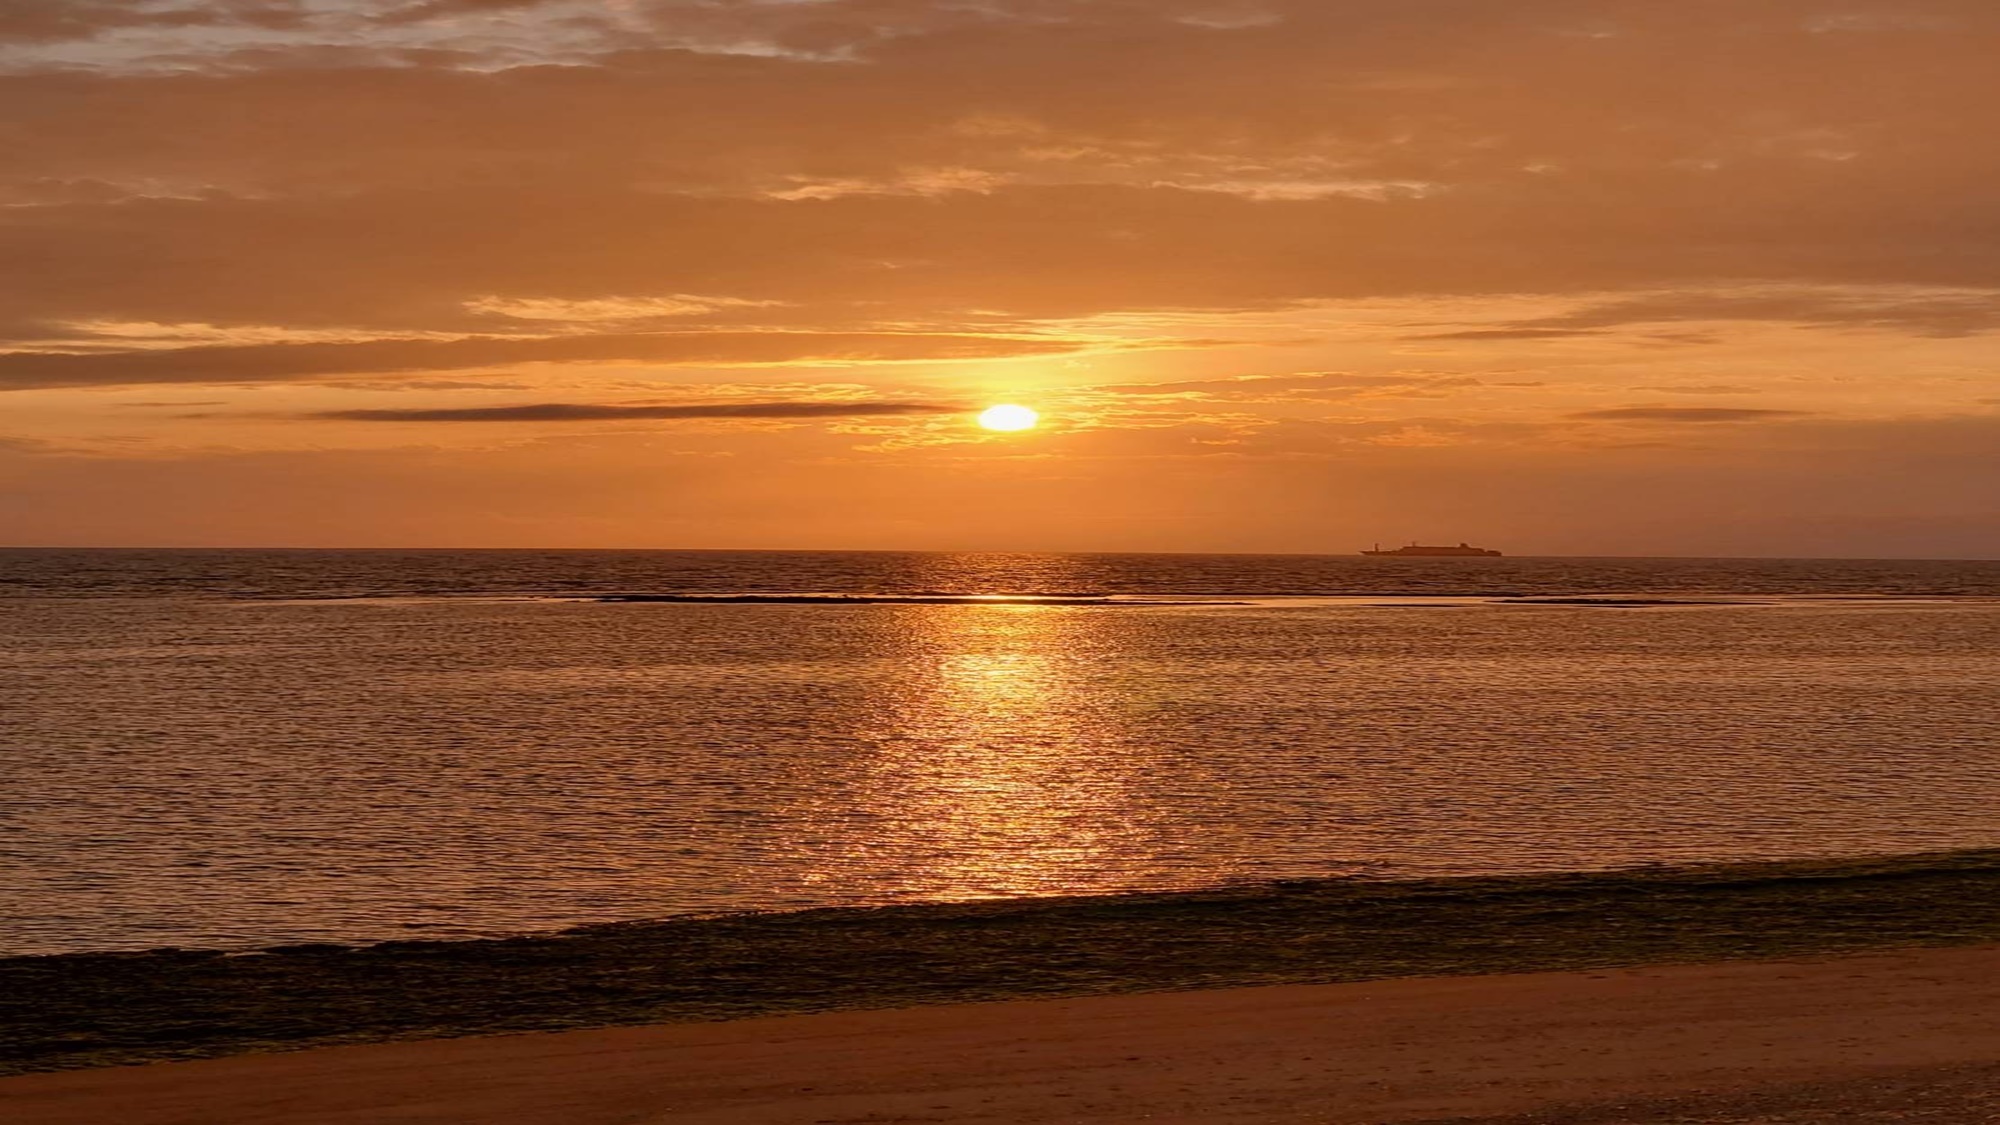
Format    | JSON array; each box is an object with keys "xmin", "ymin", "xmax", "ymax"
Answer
[{"xmin": 977, "ymin": 403, "xmax": 1040, "ymax": 432}]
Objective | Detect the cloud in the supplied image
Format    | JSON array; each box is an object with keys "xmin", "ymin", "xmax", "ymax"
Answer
[
  {"xmin": 0, "ymin": 2, "xmax": 313, "ymax": 47},
  {"xmin": 1569, "ymin": 407, "xmax": 1811, "ymax": 423},
  {"xmin": 1087, "ymin": 371, "xmax": 1482, "ymax": 402},
  {"xmin": 0, "ymin": 331, "xmax": 1095, "ymax": 389},
  {"xmin": 9, "ymin": 2, "xmax": 2000, "ymax": 343},
  {"xmin": 463, "ymin": 294, "xmax": 787, "ymax": 322},
  {"xmin": 1406, "ymin": 328, "xmax": 1606, "ymax": 341},
  {"xmin": 309, "ymin": 400, "xmax": 962, "ymax": 422},
  {"xmin": 1422, "ymin": 287, "xmax": 2000, "ymax": 340},
  {"xmin": 1632, "ymin": 384, "xmax": 1759, "ymax": 396}
]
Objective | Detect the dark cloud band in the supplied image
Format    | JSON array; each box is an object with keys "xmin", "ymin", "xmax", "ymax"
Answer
[
  {"xmin": 312, "ymin": 401, "xmax": 963, "ymax": 422},
  {"xmin": 0, "ymin": 332, "xmax": 1088, "ymax": 390}
]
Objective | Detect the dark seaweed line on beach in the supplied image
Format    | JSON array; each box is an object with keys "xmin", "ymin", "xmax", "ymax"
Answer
[{"xmin": 6, "ymin": 849, "xmax": 2000, "ymax": 1076}]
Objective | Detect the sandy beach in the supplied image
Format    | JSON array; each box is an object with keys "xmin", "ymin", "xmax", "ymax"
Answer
[{"xmin": 9, "ymin": 943, "xmax": 2000, "ymax": 1124}]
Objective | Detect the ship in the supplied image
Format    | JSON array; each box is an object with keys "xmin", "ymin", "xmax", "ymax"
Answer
[{"xmin": 1362, "ymin": 542, "xmax": 1503, "ymax": 557}]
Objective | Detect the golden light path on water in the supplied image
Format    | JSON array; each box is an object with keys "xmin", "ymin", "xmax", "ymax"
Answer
[{"xmin": 791, "ymin": 601, "xmax": 1206, "ymax": 903}]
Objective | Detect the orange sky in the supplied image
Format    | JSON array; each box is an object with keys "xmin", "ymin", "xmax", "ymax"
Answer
[{"xmin": 3, "ymin": 1, "xmax": 1998, "ymax": 556}]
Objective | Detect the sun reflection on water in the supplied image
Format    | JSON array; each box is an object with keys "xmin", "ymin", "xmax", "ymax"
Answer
[{"xmin": 794, "ymin": 603, "xmax": 1167, "ymax": 903}]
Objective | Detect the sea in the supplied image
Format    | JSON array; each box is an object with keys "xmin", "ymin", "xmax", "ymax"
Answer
[{"xmin": 4, "ymin": 548, "xmax": 1999, "ymax": 957}]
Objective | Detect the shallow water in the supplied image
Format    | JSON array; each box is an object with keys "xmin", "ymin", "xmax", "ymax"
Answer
[{"xmin": 3, "ymin": 549, "xmax": 1999, "ymax": 955}]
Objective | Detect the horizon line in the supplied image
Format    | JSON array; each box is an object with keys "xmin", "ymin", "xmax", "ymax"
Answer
[{"xmin": 2, "ymin": 544, "xmax": 1997, "ymax": 564}]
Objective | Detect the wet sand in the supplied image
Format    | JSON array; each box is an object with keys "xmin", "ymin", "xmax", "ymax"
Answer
[{"xmin": 7, "ymin": 943, "xmax": 2000, "ymax": 1124}]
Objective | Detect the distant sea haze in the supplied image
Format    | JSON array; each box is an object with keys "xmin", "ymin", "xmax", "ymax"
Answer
[
  {"xmin": 3, "ymin": 548, "xmax": 1999, "ymax": 955},
  {"xmin": 5, "ymin": 547, "xmax": 2000, "ymax": 600}
]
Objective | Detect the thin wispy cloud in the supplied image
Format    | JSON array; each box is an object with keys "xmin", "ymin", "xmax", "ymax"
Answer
[{"xmin": 1571, "ymin": 408, "xmax": 1811, "ymax": 423}]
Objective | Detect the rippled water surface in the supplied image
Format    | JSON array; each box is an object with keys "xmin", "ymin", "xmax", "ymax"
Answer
[{"xmin": 4, "ymin": 549, "xmax": 1999, "ymax": 954}]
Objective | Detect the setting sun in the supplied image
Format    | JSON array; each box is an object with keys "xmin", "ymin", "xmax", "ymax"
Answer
[{"xmin": 977, "ymin": 404, "xmax": 1040, "ymax": 432}]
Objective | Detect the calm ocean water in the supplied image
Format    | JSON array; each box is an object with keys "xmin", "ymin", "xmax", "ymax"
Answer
[{"xmin": 4, "ymin": 548, "xmax": 1999, "ymax": 955}]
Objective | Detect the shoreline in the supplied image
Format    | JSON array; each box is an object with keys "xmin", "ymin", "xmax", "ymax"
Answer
[
  {"xmin": 8, "ymin": 944, "xmax": 2000, "ymax": 1123},
  {"xmin": 7, "ymin": 848, "xmax": 2000, "ymax": 1076}
]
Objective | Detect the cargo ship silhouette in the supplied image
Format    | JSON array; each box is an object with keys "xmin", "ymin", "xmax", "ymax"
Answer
[{"xmin": 1362, "ymin": 542, "xmax": 1503, "ymax": 557}]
